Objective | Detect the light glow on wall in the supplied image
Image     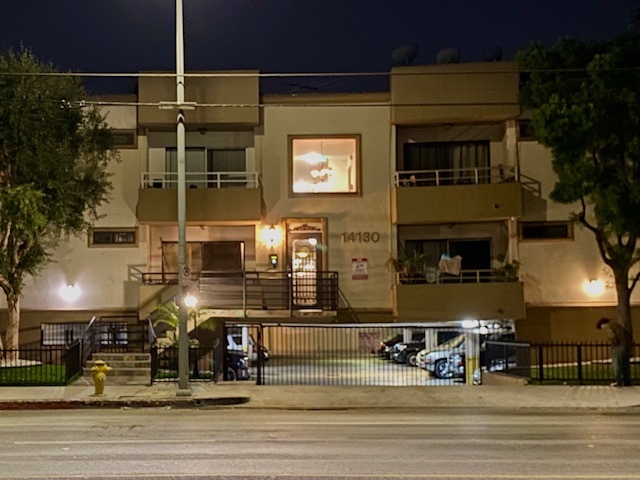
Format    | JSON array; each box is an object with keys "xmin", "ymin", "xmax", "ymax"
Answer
[
  {"xmin": 59, "ymin": 284, "xmax": 82, "ymax": 302},
  {"xmin": 583, "ymin": 279, "xmax": 605, "ymax": 296},
  {"xmin": 260, "ymin": 225, "xmax": 283, "ymax": 249}
]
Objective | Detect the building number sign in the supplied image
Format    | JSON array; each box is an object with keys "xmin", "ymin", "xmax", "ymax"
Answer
[{"xmin": 341, "ymin": 231, "xmax": 380, "ymax": 243}]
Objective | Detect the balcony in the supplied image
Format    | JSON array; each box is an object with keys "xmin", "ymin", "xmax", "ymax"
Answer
[
  {"xmin": 137, "ymin": 171, "xmax": 262, "ymax": 224},
  {"xmin": 392, "ymin": 166, "xmax": 540, "ymax": 224},
  {"xmin": 390, "ymin": 62, "xmax": 520, "ymax": 125},
  {"xmin": 137, "ymin": 72, "xmax": 260, "ymax": 129},
  {"xmin": 139, "ymin": 271, "xmax": 339, "ymax": 320},
  {"xmin": 392, "ymin": 269, "xmax": 526, "ymax": 322}
]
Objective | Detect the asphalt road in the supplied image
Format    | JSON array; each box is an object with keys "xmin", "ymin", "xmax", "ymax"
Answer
[{"xmin": 1, "ymin": 407, "xmax": 640, "ymax": 479}]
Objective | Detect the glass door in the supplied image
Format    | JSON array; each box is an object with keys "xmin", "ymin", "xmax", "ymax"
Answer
[{"xmin": 286, "ymin": 220, "xmax": 326, "ymax": 308}]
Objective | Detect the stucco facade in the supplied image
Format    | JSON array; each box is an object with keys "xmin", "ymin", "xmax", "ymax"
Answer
[{"xmin": 1, "ymin": 63, "xmax": 636, "ymax": 345}]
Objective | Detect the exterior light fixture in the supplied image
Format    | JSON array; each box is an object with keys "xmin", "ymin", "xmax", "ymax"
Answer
[
  {"xmin": 59, "ymin": 284, "xmax": 82, "ymax": 302},
  {"xmin": 261, "ymin": 225, "xmax": 283, "ymax": 248},
  {"xmin": 583, "ymin": 279, "xmax": 605, "ymax": 296}
]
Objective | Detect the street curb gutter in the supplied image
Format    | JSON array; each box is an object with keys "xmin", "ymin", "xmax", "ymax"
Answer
[{"xmin": 0, "ymin": 396, "xmax": 250, "ymax": 410}]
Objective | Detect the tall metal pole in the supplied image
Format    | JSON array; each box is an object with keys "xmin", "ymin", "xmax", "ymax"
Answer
[{"xmin": 176, "ymin": 0, "xmax": 190, "ymax": 395}]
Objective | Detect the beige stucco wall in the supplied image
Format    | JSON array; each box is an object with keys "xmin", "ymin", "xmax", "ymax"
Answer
[
  {"xmin": 517, "ymin": 140, "xmax": 640, "ymax": 309},
  {"xmin": 255, "ymin": 97, "xmax": 393, "ymax": 312},
  {"xmin": 0, "ymin": 104, "xmax": 146, "ymax": 313}
]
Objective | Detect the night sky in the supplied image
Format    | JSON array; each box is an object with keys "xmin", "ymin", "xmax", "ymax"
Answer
[{"xmin": 0, "ymin": 0, "xmax": 637, "ymax": 93}]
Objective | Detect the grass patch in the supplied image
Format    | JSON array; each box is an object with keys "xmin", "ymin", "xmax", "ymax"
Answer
[{"xmin": 0, "ymin": 364, "xmax": 67, "ymax": 385}]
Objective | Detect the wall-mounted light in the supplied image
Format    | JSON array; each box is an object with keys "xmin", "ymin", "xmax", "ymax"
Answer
[
  {"xmin": 583, "ymin": 279, "xmax": 605, "ymax": 296},
  {"xmin": 260, "ymin": 225, "xmax": 283, "ymax": 249},
  {"xmin": 59, "ymin": 284, "xmax": 82, "ymax": 302}
]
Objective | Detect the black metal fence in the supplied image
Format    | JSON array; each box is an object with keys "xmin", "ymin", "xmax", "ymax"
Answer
[
  {"xmin": 142, "ymin": 270, "xmax": 340, "ymax": 312},
  {"xmin": 483, "ymin": 341, "xmax": 640, "ymax": 385},
  {"xmin": 257, "ymin": 325, "xmax": 465, "ymax": 386},
  {"xmin": 0, "ymin": 341, "xmax": 82, "ymax": 386},
  {"xmin": 150, "ymin": 345, "xmax": 217, "ymax": 382}
]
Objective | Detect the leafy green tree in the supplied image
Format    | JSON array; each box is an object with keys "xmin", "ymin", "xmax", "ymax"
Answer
[
  {"xmin": 517, "ymin": 33, "xmax": 640, "ymax": 358},
  {"xmin": 0, "ymin": 49, "xmax": 116, "ymax": 351}
]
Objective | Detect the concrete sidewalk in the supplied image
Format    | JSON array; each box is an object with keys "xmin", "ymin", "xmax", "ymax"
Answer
[{"xmin": 1, "ymin": 381, "xmax": 640, "ymax": 411}]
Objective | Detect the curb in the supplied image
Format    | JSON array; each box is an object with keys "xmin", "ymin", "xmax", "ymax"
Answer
[{"xmin": 0, "ymin": 396, "xmax": 250, "ymax": 410}]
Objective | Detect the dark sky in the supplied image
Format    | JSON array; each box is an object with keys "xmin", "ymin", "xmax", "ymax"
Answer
[{"xmin": 0, "ymin": 0, "xmax": 637, "ymax": 93}]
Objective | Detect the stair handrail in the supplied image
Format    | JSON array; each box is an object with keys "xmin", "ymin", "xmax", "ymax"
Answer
[
  {"xmin": 80, "ymin": 315, "xmax": 97, "ymax": 366},
  {"xmin": 336, "ymin": 287, "xmax": 361, "ymax": 323}
]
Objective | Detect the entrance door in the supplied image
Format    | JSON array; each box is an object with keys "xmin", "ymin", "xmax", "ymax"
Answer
[{"xmin": 286, "ymin": 221, "xmax": 326, "ymax": 308}]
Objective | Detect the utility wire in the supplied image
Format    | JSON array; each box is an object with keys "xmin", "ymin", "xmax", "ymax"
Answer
[{"xmin": 0, "ymin": 67, "xmax": 640, "ymax": 79}]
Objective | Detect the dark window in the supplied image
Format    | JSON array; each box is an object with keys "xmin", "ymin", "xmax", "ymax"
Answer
[
  {"xmin": 90, "ymin": 229, "xmax": 137, "ymax": 247},
  {"xmin": 112, "ymin": 130, "xmax": 137, "ymax": 148},
  {"xmin": 518, "ymin": 120, "xmax": 535, "ymax": 140},
  {"xmin": 520, "ymin": 222, "xmax": 572, "ymax": 241}
]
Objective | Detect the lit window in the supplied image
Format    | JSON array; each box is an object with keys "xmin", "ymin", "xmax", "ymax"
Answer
[
  {"xmin": 89, "ymin": 228, "xmax": 138, "ymax": 247},
  {"xmin": 290, "ymin": 135, "xmax": 360, "ymax": 195}
]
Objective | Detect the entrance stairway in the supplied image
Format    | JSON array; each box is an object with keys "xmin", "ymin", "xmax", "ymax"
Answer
[{"xmin": 82, "ymin": 353, "xmax": 152, "ymax": 386}]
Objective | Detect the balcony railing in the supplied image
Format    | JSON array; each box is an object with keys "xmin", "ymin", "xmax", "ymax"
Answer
[
  {"xmin": 394, "ymin": 165, "xmax": 516, "ymax": 187},
  {"xmin": 394, "ymin": 268, "xmax": 519, "ymax": 285},
  {"xmin": 141, "ymin": 171, "xmax": 260, "ymax": 189},
  {"xmin": 142, "ymin": 270, "xmax": 339, "ymax": 313},
  {"xmin": 394, "ymin": 166, "xmax": 542, "ymax": 196}
]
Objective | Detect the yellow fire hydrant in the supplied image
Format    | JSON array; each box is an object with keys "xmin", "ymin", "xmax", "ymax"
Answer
[{"xmin": 91, "ymin": 360, "xmax": 112, "ymax": 396}]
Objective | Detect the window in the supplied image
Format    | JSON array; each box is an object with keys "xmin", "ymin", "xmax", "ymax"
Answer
[
  {"xmin": 89, "ymin": 228, "xmax": 138, "ymax": 247},
  {"xmin": 166, "ymin": 148, "xmax": 248, "ymax": 188},
  {"xmin": 518, "ymin": 120, "xmax": 535, "ymax": 141},
  {"xmin": 290, "ymin": 135, "xmax": 360, "ymax": 195},
  {"xmin": 520, "ymin": 221, "xmax": 573, "ymax": 241},
  {"xmin": 403, "ymin": 141, "xmax": 490, "ymax": 185},
  {"xmin": 166, "ymin": 148, "xmax": 207, "ymax": 188},
  {"xmin": 112, "ymin": 129, "xmax": 137, "ymax": 149}
]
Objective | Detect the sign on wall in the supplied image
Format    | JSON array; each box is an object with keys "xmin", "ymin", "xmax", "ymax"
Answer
[{"xmin": 351, "ymin": 258, "xmax": 368, "ymax": 280}]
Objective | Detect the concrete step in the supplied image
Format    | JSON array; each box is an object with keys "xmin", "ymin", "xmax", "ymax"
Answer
[
  {"xmin": 92, "ymin": 353, "xmax": 151, "ymax": 362},
  {"xmin": 75, "ymin": 375, "xmax": 151, "ymax": 387},
  {"xmin": 83, "ymin": 367, "xmax": 150, "ymax": 377},
  {"xmin": 91, "ymin": 360, "xmax": 151, "ymax": 369}
]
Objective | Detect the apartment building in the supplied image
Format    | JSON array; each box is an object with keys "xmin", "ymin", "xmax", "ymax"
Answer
[{"xmin": 3, "ymin": 61, "xmax": 639, "ymax": 346}]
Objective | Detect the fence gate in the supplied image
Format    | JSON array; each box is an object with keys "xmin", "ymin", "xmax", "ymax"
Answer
[{"xmin": 252, "ymin": 324, "xmax": 465, "ymax": 386}]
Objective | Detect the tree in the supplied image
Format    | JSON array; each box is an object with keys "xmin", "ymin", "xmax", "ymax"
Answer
[
  {"xmin": 517, "ymin": 33, "xmax": 640, "ymax": 357},
  {"xmin": 0, "ymin": 48, "xmax": 116, "ymax": 351}
]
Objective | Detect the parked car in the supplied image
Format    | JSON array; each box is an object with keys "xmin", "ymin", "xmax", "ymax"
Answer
[
  {"xmin": 419, "ymin": 334, "xmax": 465, "ymax": 378},
  {"xmin": 227, "ymin": 332, "xmax": 270, "ymax": 362},
  {"xmin": 444, "ymin": 331, "xmax": 517, "ymax": 381},
  {"xmin": 377, "ymin": 334, "xmax": 403, "ymax": 358},
  {"xmin": 390, "ymin": 337, "xmax": 426, "ymax": 365}
]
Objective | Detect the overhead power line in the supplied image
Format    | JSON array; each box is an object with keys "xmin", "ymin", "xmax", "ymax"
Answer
[{"xmin": 0, "ymin": 67, "xmax": 639, "ymax": 79}]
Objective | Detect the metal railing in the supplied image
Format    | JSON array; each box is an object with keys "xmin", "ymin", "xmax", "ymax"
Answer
[
  {"xmin": 142, "ymin": 270, "xmax": 340, "ymax": 313},
  {"xmin": 141, "ymin": 171, "xmax": 259, "ymax": 189},
  {"xmin": 395, "ymin": 268, "xmax": 519, "ymax": 285},
  {"xmin": 0, "ymin": 342, "xmax": 82, "ymax": 386},
  {"xmin": 483, "ymin": 341, "xmax": 640, "ymax": 385},
  {"xmin": 151, "ymin": 345, "xmax": 216, "ymax": 382},
  {"xmin": 394, "ymin": 166, "xmax": 543, "ymax": 197},
  {"xmin": 394, "ymin": 165, "xmax": 517, "ymax": 187}
]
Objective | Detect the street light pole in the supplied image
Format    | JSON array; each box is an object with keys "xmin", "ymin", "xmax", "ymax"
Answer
[{"xmin": 175, "ymin": 0, "xmax": 190, "ymax": 395}]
